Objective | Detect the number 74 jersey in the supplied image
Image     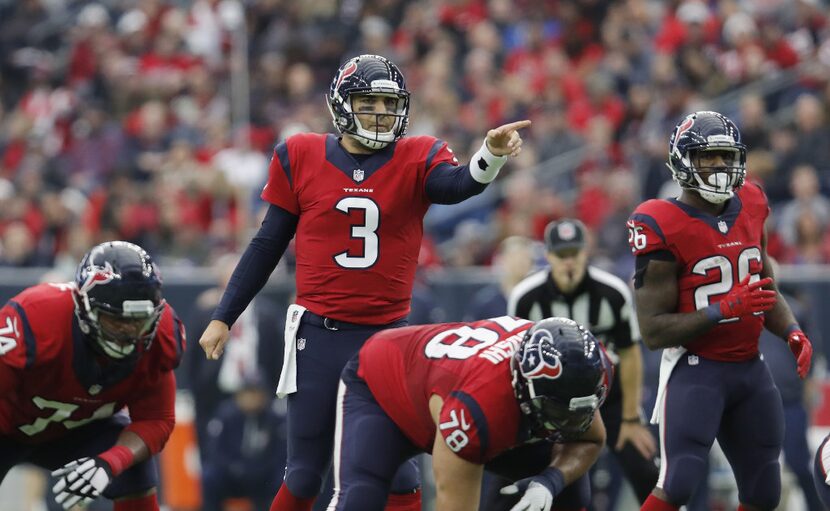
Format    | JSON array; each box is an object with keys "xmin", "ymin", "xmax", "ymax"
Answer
[
  {"xmin": 626, "ymin": 181, "xmax": 770, "ymax": 361},
  {"xmin": 262, "ymin": 133, "xmax": 458, "ymax": 324},
  {"xmin": 359, "ymin": 316, "xmax": 534, "ymax": 463}
]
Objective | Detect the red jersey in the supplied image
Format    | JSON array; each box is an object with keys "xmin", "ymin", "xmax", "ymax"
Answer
[
  {"xmin": 261, "ymin": 133, "xmax": 457, "ymax": 324},
  {"xmin": 0, "ymin": 283, "xmax": 184, "ymax": 445},
  {"xmin": 359, "ymin": 316, "xmax": 534, "ymax": 463},
  {"xmin": 627, "ymin": 182, "xmax": 770, "ymax": 360}
]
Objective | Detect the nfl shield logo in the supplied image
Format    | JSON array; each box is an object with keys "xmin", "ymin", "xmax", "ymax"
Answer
[
  {"xmin": 718, "ymin": 221, "xmax": 728, "ymax": 233},
  {"xmin": 353, "ymin": 169, "xmax": 365, "ymax": 182}
]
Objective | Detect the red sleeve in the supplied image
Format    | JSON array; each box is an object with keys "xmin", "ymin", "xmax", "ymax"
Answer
[
  {"xmin": 425, "ymin": 138, "xmax": 459, "ymax": 173},
  {"xmin": 261, "ymin": 140, "xmax": 300, "ymax": 214},
  {"xmin": 0, "ymin": 300, "xmax": 33, "ymax": 369},
  {"xmin": 125, "ymin": 370, "xmax": 176, "ymax": 454},
  {"xmin": 437, "ymin": 391, "xmax": 489, "ymax": 464}
]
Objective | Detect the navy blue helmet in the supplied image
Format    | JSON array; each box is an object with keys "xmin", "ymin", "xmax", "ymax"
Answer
[
  {"xmin": 327, "ymin": 54, "xmax": 410, "ymax": 150},
  {"xmin": 667, "ymin": 110, "xmax": 747, "ymax": 204},
  {"xmin": 74, "ymin": 241, "xmax": 165, "ymax": 360},
  {"xmin": 511, "ymin": 317, "xmax": 612, "ymax": 440}
]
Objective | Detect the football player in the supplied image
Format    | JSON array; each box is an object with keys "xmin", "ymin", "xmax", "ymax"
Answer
[
  {"xmin": 0, "ymin": 241, "xmax": 185, "ymax": 511},
  {"xmin": 198, "ymin": 54, "xmax": 530, "ymax": 511},
  {"xmin": 627, "ymin": 111, "xmax": 813, "ymax": 511},
  {"xmin": 327, "ymin": 316, "xmax": 612, "ymax": 510}
]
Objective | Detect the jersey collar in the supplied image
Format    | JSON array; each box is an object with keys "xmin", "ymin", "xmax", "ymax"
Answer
[{"xmin": 326, "ymin": 134, "xmax": 397, "ymax": 184}]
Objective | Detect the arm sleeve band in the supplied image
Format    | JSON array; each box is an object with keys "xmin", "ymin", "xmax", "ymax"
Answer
[
  {"xmin": 211, "ymin": 204, "xmax": 299, "ymax": 326},
  {"xmin": 468, "ymin": 140, "xmax": 508, "ymax": 184}
]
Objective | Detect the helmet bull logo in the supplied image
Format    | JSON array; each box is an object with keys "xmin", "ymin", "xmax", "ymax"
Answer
[
  {"xmin": 80, "ymin": 263, "xmax": 118, "ymax": 294},
  {"xmin": 334, "ymin": 61, "xmax": 358, "ymax": 91},
  {"xmin": 522, "ymin": 331, "xmax": 563, "ymax": 380}
]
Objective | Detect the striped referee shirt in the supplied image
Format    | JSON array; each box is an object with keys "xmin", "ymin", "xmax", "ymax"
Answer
[{"xmin": 507, "ymin": 265, "xmax": 641, "ymax": 406}]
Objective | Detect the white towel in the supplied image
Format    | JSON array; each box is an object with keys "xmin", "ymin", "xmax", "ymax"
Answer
[
  {"xmin": 276, "ymin": 304, "xmax": 307, "ymax": 398},
  {"xmin": 650, "ymin": 346, "xmax": 686, "ymax": 425}
]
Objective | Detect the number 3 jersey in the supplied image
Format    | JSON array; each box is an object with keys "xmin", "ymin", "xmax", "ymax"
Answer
[
  {"xmin": 262, "ymin": 133, "xmax": 458, "ymax": 324},
  {"xmin": 0, "ymin": 283, "xmax": 185, "ymax": 444},
  {"xmin": 627, "ymin": 181, "xmax": 770, "ymax": 361},
  {"xmin": 358, "ymin": 317, "xmax": 534, "ymax": 464}
]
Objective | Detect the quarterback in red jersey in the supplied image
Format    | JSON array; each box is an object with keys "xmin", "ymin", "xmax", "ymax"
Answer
[
  {"xmin": 627, "ymin": 111, "xmax": 813, "ymax": 511},
  {"xmin": 198, "ymin": 54, "xmax": 530, "ymax": 511},
  {"xmin": 0, "ymin": 241, "xmax": 185, "ymax": 511},
  {"xmin": 326, "ymin": 316, "xmax": 611, "ymax": 510}
]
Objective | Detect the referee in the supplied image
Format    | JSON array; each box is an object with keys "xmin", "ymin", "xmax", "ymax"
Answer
[{"xmin": 507, "ymin": 218, "xmax": 659, "ymax": 504}]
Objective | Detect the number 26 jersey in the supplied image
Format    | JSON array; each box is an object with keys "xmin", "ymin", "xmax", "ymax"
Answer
[{"xmin": 627, "ymin": 181, "xmax": 770, "ymax": 361}]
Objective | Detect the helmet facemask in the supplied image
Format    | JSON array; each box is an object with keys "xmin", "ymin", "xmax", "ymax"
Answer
[{"xmin": 80, "ymin": 296, "xmax": 165, "ymax": 359}]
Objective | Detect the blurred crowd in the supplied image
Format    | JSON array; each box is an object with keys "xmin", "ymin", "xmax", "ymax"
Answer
[{"xmin": 1, "ymin": 0, "xmax": 830, "ymax": 279}]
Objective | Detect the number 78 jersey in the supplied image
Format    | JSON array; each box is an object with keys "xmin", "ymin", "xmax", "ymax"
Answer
[
  {"xmin": 627, "ymin": 181, "xmax": 770, "ymax": 361},
  {"xmin": 262, "ymin": 133, "xmax": 457, "ymax": 324},
  {"xmin": 359, "ymin": 316, "xmax": 533, "ymax": 463}
]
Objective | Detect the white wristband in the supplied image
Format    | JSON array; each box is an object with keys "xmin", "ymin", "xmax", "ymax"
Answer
[{"xmin": 469, "ymin": 141, "xmax": 508, "ymax": 184}]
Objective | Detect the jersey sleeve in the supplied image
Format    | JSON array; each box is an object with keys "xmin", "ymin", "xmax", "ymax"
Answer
[
  {"xmin": 0, "ymin": 300, "xmax": 36, "ymax": 370},
  {"xmin": 261, "ymin": 139, "xmax": 300, "ymax": 214},
  {"xmin": 438, "ymin": 391, "xmax": 491, "ymax": 464},
  {"xmin": 424, "ymin": 138, "xmax": 460, "ymax": 174},
  {"xmin": 627, "ymin": 202, "xmax": 672, "ymax": 257}
]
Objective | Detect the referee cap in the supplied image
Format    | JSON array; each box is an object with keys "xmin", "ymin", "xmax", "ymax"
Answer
[{"xmin": 544, "ymin": 219, "xmax": 587, "ymax": 253}]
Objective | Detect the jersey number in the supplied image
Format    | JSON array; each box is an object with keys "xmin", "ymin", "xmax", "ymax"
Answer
[
  {"xmin": 18, "ymin": 397, "xmax": 116, "ymax": 436},
  {"xmin": 424, "ymin": 316, "xmax": 531, "ymax": 360},
  {"xmin": 439, "ymin": 409, "xmax": 472, "ymax": 452},
  {"xmin": 693, "ymin": 248, "xmax": 762, "ymax": 320},
  {"xmin": 333, "ymin": 197, "xmax": 380, "ymax": 269}
]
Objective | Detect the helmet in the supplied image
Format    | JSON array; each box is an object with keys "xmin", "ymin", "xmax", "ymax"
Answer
[
  {"xmin": 667, "ymin": 110, "xmax": 747, "ymax": 204},
  {"xmin": 511, "ymin": 317, "xmax": 612, "ymax": 440},
  {"xmin": 74, "ymin": 241, "xmax": 165, "ymax": 360},
  {"xmin": 327, "ymin": 54, "xmax": 410, "ymax": 150}
]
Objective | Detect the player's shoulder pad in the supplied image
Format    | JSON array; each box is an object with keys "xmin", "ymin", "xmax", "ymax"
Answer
[
  {"xmin": 283, "ymin": 132, "xmax": 327, "ymax": 148},
  {"xmin": 150, "ymin": 303, "xmax": 186, "ymax": 372},
  {"xmin": 0, "ymin": 282, "xmax": 75, "ymax": 369},
  {"xmin": 738, "ymin": 180, "xmax": 770, "ymax": 211}
]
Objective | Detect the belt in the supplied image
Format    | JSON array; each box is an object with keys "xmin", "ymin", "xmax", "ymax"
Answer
[{"xmin": 301, "ymin": 311, "xmax": 406, "ymax": 331}]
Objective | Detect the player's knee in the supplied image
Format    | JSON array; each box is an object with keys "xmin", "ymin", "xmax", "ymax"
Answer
[
  {"xmin": 285, "ymin": 467, "xmax": 324, "ymax": 499},
  {"xmin": 662, "ymin": 454, "xmax": 708, "ymax": 504},
  {"xmin": 740, "ymin": 460, "xmax": 781, "ymax": 510}
]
